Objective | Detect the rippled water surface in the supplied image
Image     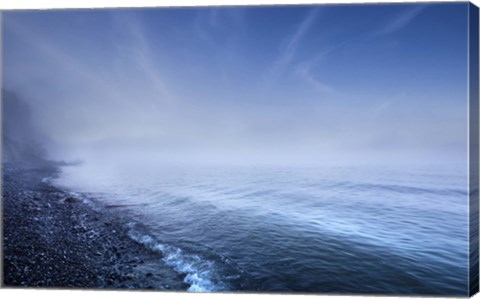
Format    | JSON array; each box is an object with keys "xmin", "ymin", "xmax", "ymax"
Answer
[{"xmin": 54, "ymin": 163, "xmax": 469, "ymax": 294}]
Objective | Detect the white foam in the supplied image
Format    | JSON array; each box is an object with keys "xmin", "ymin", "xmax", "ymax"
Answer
[{"xmin": 127, "ymin": 228, "xmax": 225, "ymax": 292}]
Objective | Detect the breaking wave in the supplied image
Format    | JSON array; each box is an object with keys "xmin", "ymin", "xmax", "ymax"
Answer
[{"xmin": 127, "ymin": 223, "xmax": 229, "ymax": 292}]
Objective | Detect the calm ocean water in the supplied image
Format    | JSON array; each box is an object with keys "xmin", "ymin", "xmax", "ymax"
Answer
[{"xmin": 54, "ymin": 163, "xmax": 469, "ymax": 294}]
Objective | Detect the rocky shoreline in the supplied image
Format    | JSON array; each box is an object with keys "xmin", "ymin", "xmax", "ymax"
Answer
[{"xmin": 2, "ymin": 163, "xmax": 189, "ymax": 290}]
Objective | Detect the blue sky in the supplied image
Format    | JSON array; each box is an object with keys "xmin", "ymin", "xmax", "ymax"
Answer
[{"xmin": 2, "ymin": 3, "xmax": 470, "ymax": 165}]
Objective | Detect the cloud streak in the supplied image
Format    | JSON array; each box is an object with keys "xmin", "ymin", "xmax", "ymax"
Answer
[
  {"xmin": 291, "ymin": 5, "xmax": 427, "ymax": 94},
  {"xmin": 3, "ymin": 15, "xmax": 178, "ymax": 147},
  {"xmin": 371, "ymin": 5, "xmax": 427, "ymax": 38},
  {"xmin": 265, "ymin": 8, "xmax": 320, "ymax": 85},
  {"xmin": 294, "ymin": 48, "xmax": 336, "ymax": 93}
]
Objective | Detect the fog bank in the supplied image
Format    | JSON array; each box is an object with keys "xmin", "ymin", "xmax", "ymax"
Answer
[{"xmin": 2, "ymin": 5, "xmax": 469, "ymax": 167}]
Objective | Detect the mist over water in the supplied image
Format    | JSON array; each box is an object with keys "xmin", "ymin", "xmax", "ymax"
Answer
[{"xmin": 54, "ymin": 161, "xmax": 469, "ymax": 294}]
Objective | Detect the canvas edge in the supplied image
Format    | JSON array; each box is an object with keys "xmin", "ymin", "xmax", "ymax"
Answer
[
  {"xmin": 469, "ymin": 1, "xmax": 480, "ymax": 297},
  {"xmin": 0, "ymin": 11, "xmax": 5, "ymax": 289}
]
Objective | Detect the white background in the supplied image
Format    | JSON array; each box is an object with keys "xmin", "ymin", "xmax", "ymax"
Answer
[{"xmin": 0, "ymin": 0, "xmax": 479, "ymax": 299}]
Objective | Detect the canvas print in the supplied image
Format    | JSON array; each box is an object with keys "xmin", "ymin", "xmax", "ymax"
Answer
[{"xmin": 1, "ymin": 1, "xmax": 479, "ymax": 296}]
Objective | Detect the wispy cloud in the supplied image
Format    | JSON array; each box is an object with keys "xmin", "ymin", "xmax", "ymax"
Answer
[
  {"xmin": 265, "ymin": 8, "xmax": 320, "ymax": 85},
  {"xmin": 371, "ymin": 93, "xmax": 407, "ymax": 115},
  {"xmin": 302, "ymin": 71, "xmax": 335, "ymax": 93},
  {"xmin": 192, "ymin": 8, "xmax": 247, "ymax": 91},
  {"xmin": 193, "ymin": 8, "xmax": 245, "ymax": 44},
  {"xmin": 110, "ymin": 13, "xmax": 173, "ymax": 103},
  {"xmin": 294, "ymin": 48, "xmax": 336, "ymax": 93},
  {"xmin": 193, "ymin": 9, "xmax": 218, "ymax": 42},
  {"xmin": 371, "ymin": 5, "xmax": 427, "ymax": 38},
  {"xmin": 292, "ymin": 5, "xmax": 427, "ymax": 94},
  {"xmin": 4, "ymin": 15, "xmax": 178, "ymax": 144}
]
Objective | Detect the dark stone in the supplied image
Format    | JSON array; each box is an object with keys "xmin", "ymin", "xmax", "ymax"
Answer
[{"xmin": 64, "ymin": 197, "xmax": 80, "ymax": 203}]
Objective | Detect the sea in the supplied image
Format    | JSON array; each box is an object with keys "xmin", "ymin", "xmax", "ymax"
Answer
[{"xmin": 53, "ymin": 162, "xmax": 469, "ymax": 295}]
